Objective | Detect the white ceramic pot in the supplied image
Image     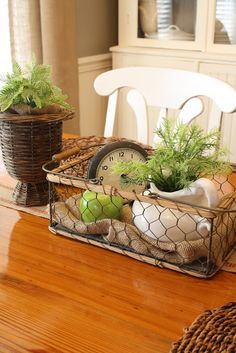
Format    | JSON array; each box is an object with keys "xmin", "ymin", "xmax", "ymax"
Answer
[
  {"xmin": 132, "ymin": 178, "xmax": 219, "ymax": 242},
  {"xmin": 145, "ymin": 25, "xmax": 194, "ymax": 41}
]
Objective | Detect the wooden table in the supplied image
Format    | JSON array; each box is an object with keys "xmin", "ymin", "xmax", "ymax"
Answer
[{"xmin": 0, "ymin": 146, "xmax": 236, "ymax": 353}]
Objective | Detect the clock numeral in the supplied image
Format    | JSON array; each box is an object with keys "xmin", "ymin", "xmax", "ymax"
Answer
[
  {"xmin": 119, "ymin": 151, "xmax": 124, "ymax": 157},
  {"xmin": 109, "ymin": 156, "xmax": 114, "ymax": 162},
  {"xmin": 131, "ymin": 153, "xmax": 134, "ymax": 159},
  {"xmin": 102, "ymin": 165, "xmax": 108, "ymax": 170}
]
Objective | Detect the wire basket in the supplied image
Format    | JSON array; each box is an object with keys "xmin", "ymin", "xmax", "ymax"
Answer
[{"xmin": 43, "ymin": 136, "xmax": 236, "ymax": 278}]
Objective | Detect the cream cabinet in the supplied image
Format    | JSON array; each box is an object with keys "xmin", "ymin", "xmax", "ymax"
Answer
[
  {"xmin": 119, "ymin": 0, "xmax": 236, "ymax": 53},
  {"xmin": 110, "ymin": 0, "xmax": 236, "ymax": 162},
  {"xmin": 119, "ymin": 0, "xmax": 207, "ymax": 51}
]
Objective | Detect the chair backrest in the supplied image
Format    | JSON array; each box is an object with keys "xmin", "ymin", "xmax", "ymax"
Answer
[{"xmin": 94, "ymin": 67, "xmax": 236, "ymax": 146}]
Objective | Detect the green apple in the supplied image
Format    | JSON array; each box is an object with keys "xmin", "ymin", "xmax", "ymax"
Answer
[{"xmin": 80, "ymin": 190, "xmax": 123, "ymax": 223}]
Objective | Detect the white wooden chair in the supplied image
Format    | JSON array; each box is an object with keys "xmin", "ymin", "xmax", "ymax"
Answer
[{"xmin": 94, "ymin": 67, "xmax": 236, "ymax": 146}]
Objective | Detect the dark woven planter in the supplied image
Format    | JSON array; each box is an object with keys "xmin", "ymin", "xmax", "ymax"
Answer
[{"xmin": 0, "ymin": 109, "xmax": 73, "ymax": 206}]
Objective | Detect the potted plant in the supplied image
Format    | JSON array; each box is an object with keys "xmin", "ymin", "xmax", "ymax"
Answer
[
  {"xmin": 113, "ymin": 118, "xmax": 231, "ymax": 242},
  {"xmin": 0, "ymin": 57, "xmax": 74, "ymax": 206}
]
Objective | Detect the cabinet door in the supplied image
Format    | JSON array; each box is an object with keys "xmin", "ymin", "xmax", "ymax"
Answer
[
  {"xmin": 119, "ymin": 0, "xmax": 208, "ymax": 50},
  {"xmin": 207, "ymin": 0, "xmax": 236, "ymax": 53},
  {"xmin": 199, "ymin": 62, "xmax": 236, "ymax": 163}
]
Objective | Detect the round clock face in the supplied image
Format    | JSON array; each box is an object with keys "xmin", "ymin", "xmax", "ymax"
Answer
[{"xmin": 87, "ymin": 141, "xmax": 148, "ymax": 193}]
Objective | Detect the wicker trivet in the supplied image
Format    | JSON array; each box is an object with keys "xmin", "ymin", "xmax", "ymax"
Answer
[{"xmin": 170, "ymin": 302, "xmax": 236, "ymax": 353}]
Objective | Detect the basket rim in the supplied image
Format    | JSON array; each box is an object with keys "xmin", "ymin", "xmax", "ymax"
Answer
[
  {"xmin": 42, "ymin": 159, "xmax": 236, "ymax": 217},
  {"xmin": 0, "ymin": 109, "xmax": 74, "ymax": 123}
]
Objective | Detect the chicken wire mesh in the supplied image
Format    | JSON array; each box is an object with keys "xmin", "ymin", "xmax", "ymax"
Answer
[{"xmin": 43, "ymin": 137, "xmax": 236, "ymax": 278}]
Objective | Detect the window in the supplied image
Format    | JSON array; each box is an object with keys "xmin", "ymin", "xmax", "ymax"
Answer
[{"xmin": 0, "ymin": 0, "xmax": 12, "ymax": 84}]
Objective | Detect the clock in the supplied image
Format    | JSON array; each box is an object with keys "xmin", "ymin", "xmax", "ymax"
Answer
[{"xmin": 87, "ymin": 141, "xmax": 148, "ymax": 193}]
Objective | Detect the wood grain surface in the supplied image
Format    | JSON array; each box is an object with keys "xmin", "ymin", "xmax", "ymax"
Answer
[
  {"xmin": 0, "ymin": 205, "xmax": 236, "ymax": 353},
  {"xmin": 0, "ymin": 135, "xmax": 236, "ymax": 353}
]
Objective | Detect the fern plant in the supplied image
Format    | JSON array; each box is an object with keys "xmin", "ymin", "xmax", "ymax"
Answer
[
  {"xmin": 0, "ymin": 56, "xmax": 71, "ymax": 112},
  {"xmin": 113, "ymin": 118, "xmax": 231, "ymax": 192}
]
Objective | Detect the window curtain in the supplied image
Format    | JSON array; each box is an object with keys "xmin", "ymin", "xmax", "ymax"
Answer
[
  {"xmin": 0, "ymin": 0, "xmax": 12, "ymax": 76},
  {"xmin": 8, "ymin": 0, "xmax": 80, "ymax": 134}
]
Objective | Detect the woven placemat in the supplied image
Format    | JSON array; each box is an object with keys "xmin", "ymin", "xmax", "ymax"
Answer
[{"xmin": 170, "ymin": 302, "xmax": 236, "ymax": 352}]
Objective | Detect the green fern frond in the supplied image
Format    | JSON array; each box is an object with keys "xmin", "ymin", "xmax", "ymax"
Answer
[
  {"xmin": 113, "ymin": 118, "xmax": 231, "ymax": 192},
  {"xmin": 26, "ymin": 54, "xmax": 37, "ymax": 73},
  {"xmin": 12, "ymin": 62, "xmax": 22, "ymax": 76},
  {"xmin": 0, "ymin": 56, "xmax": 72, "ymax": 112}
]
